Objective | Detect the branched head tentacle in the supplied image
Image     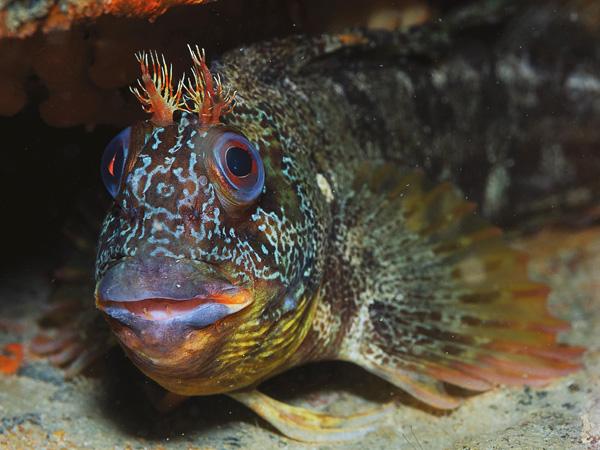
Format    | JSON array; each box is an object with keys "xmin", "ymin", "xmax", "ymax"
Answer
[
  {"xmin": 183, "ymin": 44, "xmax": 236, "ymax": 125},
  {"xmin": 130, "ymin": 51, "xmax": 185, "ymax": 126}
]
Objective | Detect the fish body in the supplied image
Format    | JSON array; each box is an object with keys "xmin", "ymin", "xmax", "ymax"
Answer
[{"xmin": 89, "ymin": 0, "xmax": 596, "ymax": 440}]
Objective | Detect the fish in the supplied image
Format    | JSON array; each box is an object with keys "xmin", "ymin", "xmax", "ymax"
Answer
[{"xmin": 35, "ymin": 1, "xmax": 599, "ymax": 442}]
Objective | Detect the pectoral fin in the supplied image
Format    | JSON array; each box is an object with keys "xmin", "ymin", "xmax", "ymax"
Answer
[{"xmin": 338, "ymin": 165, "xmax": 583, "ymax": 409}]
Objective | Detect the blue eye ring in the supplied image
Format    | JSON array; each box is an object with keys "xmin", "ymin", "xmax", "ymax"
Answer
[
  {"xmin": 101, "ymin": 127, "xmax": 131, "ymax": 198},
  {"xmin": 208, "ymin": 131, "xmax": 265, "ymax": 207}
]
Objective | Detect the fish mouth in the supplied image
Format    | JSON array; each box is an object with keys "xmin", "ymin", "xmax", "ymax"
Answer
[
  {"xmin": 95, "ymin": 256, "xmax": 252, "ymax": 331},
  {"xmin": 97, "ymin": 292, "xmax": 251, "ymax": 330}
]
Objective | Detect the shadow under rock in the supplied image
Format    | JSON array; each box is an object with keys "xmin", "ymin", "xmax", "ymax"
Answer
[{"xmin": 92, "ymin": 349, "xmax": 255, "ymax": 445}]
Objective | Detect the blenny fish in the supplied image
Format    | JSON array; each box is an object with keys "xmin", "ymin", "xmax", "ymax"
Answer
[{"xmin": 33, "ymin": 1, "xmax": 599, "ymax": 442}]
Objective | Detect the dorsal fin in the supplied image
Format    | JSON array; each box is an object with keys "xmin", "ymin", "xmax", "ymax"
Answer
[
  {"xmin": 215, "ymin": 28, "xmax": 435, "ymax": 84},
  {"xmin": 215, "ymin": 0, "xmax": 518, "ymax": 83}
]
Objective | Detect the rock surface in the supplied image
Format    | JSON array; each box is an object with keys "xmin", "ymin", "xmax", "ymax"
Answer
[{"xmin": 0, "ymin": 0, "xmax": 213, "ymax": 38}]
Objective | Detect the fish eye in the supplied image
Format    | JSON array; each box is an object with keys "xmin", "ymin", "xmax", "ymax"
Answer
[
  {"xmin": 101, "ymin": 127, "xmax": 131, "ymax": 198},
  {"xmin": 209, "ymin": 131, "xmax": 264, "ymax": 207}
]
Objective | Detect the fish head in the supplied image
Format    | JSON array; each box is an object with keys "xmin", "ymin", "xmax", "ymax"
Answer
[{"xmin": 94, "ymin": 50, "xmax": 327, "ymax": 395}]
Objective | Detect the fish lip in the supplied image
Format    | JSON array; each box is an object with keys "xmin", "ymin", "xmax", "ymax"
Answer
[
  {"xmin": 96, "ymin": 256, "xmax": 241, "ymax": 302},
  {"xmin": 96, "ymin": 294, "xmax": 252, "ymax": 331},
  {"xmin": 94, "ymin": 256, "xmax": 252, "ymax": 331}
]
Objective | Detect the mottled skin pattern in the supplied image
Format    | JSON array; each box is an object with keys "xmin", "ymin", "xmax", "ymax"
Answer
[{"xmin": 94, "ymin": 0, "xmax": 594, "ymax": 412}]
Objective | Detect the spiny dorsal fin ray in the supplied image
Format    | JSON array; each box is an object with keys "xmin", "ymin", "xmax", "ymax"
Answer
[{"xmin": 339, "ymin": 164, "xmax": 582, "ymax": 409}]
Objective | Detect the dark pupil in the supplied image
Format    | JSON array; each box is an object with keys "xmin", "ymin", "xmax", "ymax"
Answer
[{"xmin": 226, "ymin": 147, "xmax": 252, "ymax": 177}]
